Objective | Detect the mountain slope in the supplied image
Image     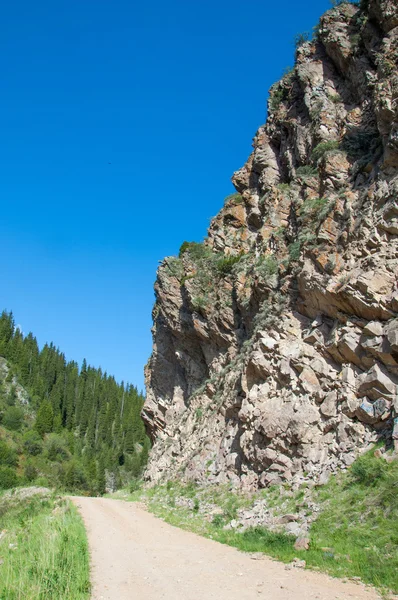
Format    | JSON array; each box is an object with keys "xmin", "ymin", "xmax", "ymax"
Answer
[
  {"xmin": 0, "ymin": 310, "xmax": 150, "ymax": 492},
  {"xmin": 143, "ymin": 0, "xmax": 398, "ymax": 489}
]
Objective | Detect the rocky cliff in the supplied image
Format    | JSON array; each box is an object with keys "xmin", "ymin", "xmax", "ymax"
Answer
[{"xmin": 143, "ymin": 0, "xmax": 398, "ymax": 490}]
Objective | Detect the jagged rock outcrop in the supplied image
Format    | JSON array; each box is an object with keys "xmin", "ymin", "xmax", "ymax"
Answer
[{"xmin": 143, "ymin": 0, "xmax": 398, "ymax": 490}]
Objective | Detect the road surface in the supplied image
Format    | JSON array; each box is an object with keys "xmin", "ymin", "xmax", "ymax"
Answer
[{"xmin": 71, "ymin": 496, "xmax": 381, "ymax": 600}]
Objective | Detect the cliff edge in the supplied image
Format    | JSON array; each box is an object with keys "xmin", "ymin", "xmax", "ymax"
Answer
[{"xmin": 143, "ymin": 0, "xmax": 398, "ymax": 490}]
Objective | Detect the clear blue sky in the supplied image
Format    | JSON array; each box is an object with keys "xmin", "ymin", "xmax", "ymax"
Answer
[{"xmin": 1, "ymin": 0, "xmax": 331, "ymax": 391}]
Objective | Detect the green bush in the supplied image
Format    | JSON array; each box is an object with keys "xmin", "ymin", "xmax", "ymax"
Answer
[
  {"xmin": 129, "ymin": 478, "xmax": 142, "ymax": 493},
  {"xmin": 179, "ymin": 241, "xmax": 193, "ymax": 256},
  {"xmin": 224, "ymin": 193, "xmax": 243, "ymax": 205},
  {"xmin": 179, "ymin": 242, "xmax": 210, "ymax": 261},
  {"xmin": 63, "ymin": 460, "xmax": 87, "ymax": 491},
  {"xmin": 268, "ymin": 68, "xmax": 295, "ymax": 113},
  {"xmin": 216, "ymin": 254, "xmax": 243, "ymax": 275},
  {"xmin": 269, "ymin": 86, "xmax": 287, "ymax": 112},
  {"xmin": 300, "ymin": 197, "xmax": 335, "ymax": 224},
  {"xmin": 256, "ymin": 256, "xmax": 278, "ymax": 280},
  {"xmin": 298, "ymin": 230, "xmax": 317, "ymax": 246},
  {"xmin": 296, "ymin": 165, "xmax": 318, "ymax": 177},
  {"xmin": 164, "ymin": 256, "xmax": 184, "ymax": 280},
  {"xmin": 23, "ymin": 430, "xmax": 43, "ymax": 456},
  {"xmin": 192, "ymin": 296, "xmax": 207, "ymax": 313},
  {"xmin": 212, "ymin": 514, "xmax": 224, "ymax": 528},
  {"xmin": 300, "ymin": 196, "xmax": 324, "ymax": 216},
  {"xmin": 0, "ymin": 440, "xmax": 18, "ymax": 467},
  {"xmin": 290, "ymin": 197, "xmax": 336, "ymax": 256},
  {"xmin": 44, "ymin": 433, "xmax": 70, "ymax": 462},
  {"xmin": 195, "ymin": 408, "xmax": 203, "ymax": 419},
  {"xmin": 35, "ymin": 475, "xmax": 50, "ymax": 487},
  {"xmin": 294, "ymin": 31, "xmax": 310, "ymax": 49},
  {"xmin": 277, "ymin": 183, "xmax": 291, "ymax": 192},
  {"xmin": 24, "ymin": 461, "xmax": 38, "ymax": 482},
  {"xmin": 288, "ymin": 241, "xmax": 301, "ymax": 261},
  {"xmin": 3, "ymin": 406, "xmax": 24, "ymax": 431},
  {"xmin": 0, "ymin": 466, "xmax": 18, "ymax": 489},
  {"xmin": 311, "ymin": 140, "xmax": 340, "ymax": 163}
]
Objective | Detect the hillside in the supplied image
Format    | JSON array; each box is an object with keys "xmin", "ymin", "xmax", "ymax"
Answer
[
  {"xmin": 143, "ymin": 0, "xmax": 398, "ymax": 490},
  {"xmin": 0, "ymin": 310, "xmax": 150, "ymax": 493}
]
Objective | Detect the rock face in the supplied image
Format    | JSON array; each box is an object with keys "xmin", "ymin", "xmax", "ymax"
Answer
[{"xmin": 143, "ymin": 0, "xmax": 398, "ymax": 489}]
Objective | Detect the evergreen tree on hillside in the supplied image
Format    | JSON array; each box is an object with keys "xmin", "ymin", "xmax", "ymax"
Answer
[
  {"xmin": 35, "ymin": 400, "xmax": 54, "ymax": 436},
  {"xmin": 0, "ymin": 311, "xmax": 15, "ymax": 355}
]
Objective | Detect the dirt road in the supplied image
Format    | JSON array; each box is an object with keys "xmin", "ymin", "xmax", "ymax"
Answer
[{"xmin": 72, "ymin": 496, "xmax": 380, "ymax": 600}]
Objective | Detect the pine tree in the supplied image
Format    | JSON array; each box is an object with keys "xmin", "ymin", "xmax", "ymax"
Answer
[
  {"xmin": 53, "ymin": 412, "xmax": 63, "ymax": 433},
  {"xmin": 0, "ymin": 311, "xmax": 15, "ymax": 355},
  {"xmin": 124, "ymin": 426, "xmax": 135, "ymax": 454},
  {"xmin": 35, "ymin": 400, "xmax": 54, "ymax": 436}
]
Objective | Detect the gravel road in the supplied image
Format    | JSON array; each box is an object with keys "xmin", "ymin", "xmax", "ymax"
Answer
[{"xmin": 71, "ymin": 496, "xmax": 381, "ymax": 600}]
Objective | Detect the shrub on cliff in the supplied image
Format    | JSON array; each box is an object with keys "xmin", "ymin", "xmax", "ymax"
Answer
[
  {"xmin": 224, "ymin": 193, "xmax": 243, "ymax": 205},
  {"xmin": 311, "ymin": 140, "xmax": 340, "ymax": 163},
  {"xmin": 179, "ymin": 241, "xmax": 210, "ymax": 260},
  {"xmin": 295, "ymin": 165, "xmax": 318, "ymax": 178},
  {"xmin": 300, "ymin": 197, "xmax": 335, "ymax": 224},
  {"xmin": 255, "ymin": 256, "xmax": 279, "ymax": 281},
  {"xmin": 216, "ymin": 253, "xmax": 244, "ymax": 275},
  {"xmin": 294, "ymin": 31, "xmax": 310, "ymax": 49}
]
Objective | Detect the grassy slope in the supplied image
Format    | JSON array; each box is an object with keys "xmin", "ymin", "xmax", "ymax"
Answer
[
  {"xmin": 112, "ymin": 447, "xmax": 398, "ymax": 596},
  {"xmin": 0, "ymin": 489, "xmax": 90, "ymax": 600}
]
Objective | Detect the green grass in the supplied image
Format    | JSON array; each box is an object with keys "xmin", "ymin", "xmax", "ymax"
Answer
[
  {"xmin": 309, "ymin": 451, "xmax": 398, "ymax": 592},
  {"xmin": 116, "ymin": 448, "xmax": 398, "ymax": 596},
  {"xmin": 0, "ymin": 489, "xmax": 90, "ymax": 599}
]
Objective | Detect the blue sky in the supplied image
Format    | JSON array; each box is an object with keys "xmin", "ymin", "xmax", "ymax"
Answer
[{"xmin": 1, "ymin": 0, "xmax": 331, "ymax": 391}]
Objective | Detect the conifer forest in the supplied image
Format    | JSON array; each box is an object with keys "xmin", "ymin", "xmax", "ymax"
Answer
[{"xmin": 0, "ymin": 310, "xmax": 150, "ymax": 493}]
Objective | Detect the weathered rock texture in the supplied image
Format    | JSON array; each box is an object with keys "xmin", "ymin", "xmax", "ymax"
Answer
[{"xmin": 143, "ymin": 0, "xmax": 398, "ymax": 490}]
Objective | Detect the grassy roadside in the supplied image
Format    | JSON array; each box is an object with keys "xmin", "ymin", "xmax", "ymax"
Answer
[
  {"xmin": 111, "ymin": 447, "xmax": 398, "ymax": 597},
  {"xmin": 0, "ymin": 488, "xmax": 90, "ymax": 600}
]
